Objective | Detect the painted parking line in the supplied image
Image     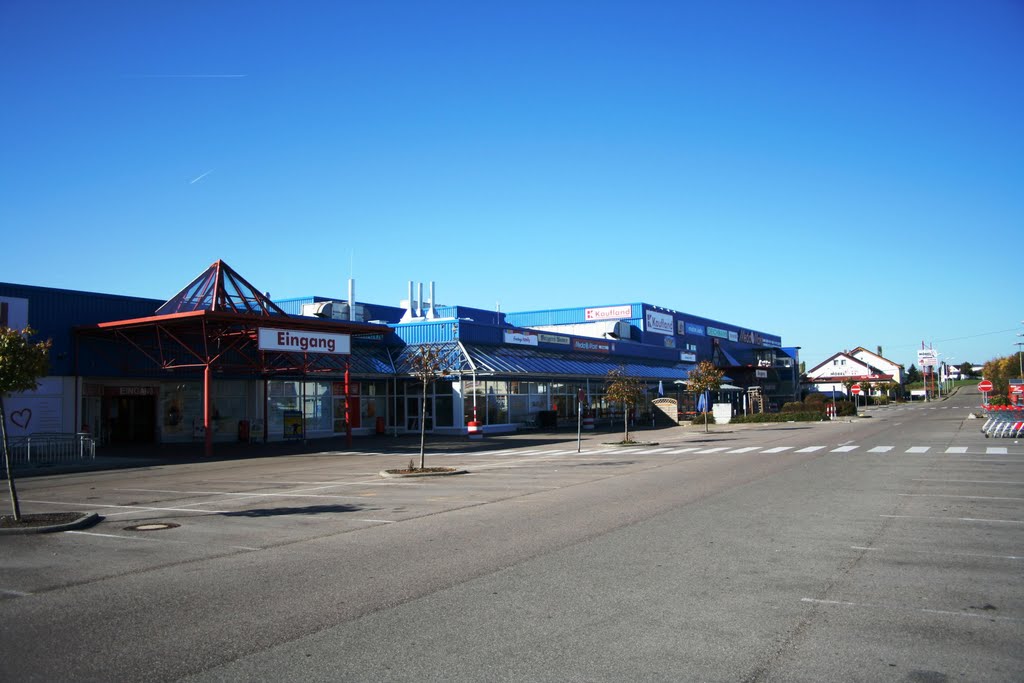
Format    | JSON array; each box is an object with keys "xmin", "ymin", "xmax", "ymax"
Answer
[
  {"xmin": 905, "ymin": 446, "xmax": 930, "ymax": 453},
  {"xmin": 831, "ymin": 446, "xmax": 858, "ymax": 453},
  {"xmin": 22, "ymin": 499, "xmax": 231, "ymax": 514},
  {"xmin": 867, "ymin": 446, "xmax": 893, "ymax": 453},
  {"xmin": 795, "ymin": 446, "xmax": 824, "ymax": 453},
  {"xmin": 881, "ymin": 514, "xmax": 1024, "ymax": 525},
  {"xmin": 800, "ymin": 597, "xmax": 1024, "ymax": 623},
  {"xmin": 986, "ymin": 447, "xmax": 1008, "ymax": 454},
  {"xmin": 944, "ymin": 447, "xmax": 968, "ymax": 454},
  {"xmin": 762, "ymin": 447, "xmax": 792, "ymax": 453}
]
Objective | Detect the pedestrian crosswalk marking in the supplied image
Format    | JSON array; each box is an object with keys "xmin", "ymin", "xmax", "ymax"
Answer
[
  {"xmin": 796, "ymin": 446, "xmax": 824, "ymax": 453},
  {"xmin": 906, "ymin": 447, "xmax": 930, "ymax": 453},
  {"xmin": 945, "ymin": 447, "xmax": 968, "ymax": 454},
  {"xmin": 986, "ymin": 447, "xmax": 1008, "ymax": 454},
  {"xmin": 762, "ymin": 447, "xmax": 792, "ymax": 453},
  {"xmin": 831, "ymin": 446, "xmax": 858, "ymax": 453},
  {"xmin": 728, "ymin": 447, "xmax": 760, "ymax": 453},
  {"xmin": 868, "ymin": 446, "xmax": 893, "ymax": 453},
  {"xmin": 696, "ymin": 447, "xmax": 729, "ymax": 453}
]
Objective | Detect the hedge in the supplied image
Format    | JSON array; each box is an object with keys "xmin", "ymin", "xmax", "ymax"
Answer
[{"xmin": 731, "ymin": 412, "xmax": 829, "ymax": 424}]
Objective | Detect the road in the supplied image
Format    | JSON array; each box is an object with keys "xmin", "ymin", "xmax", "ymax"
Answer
[{"xmin": 2, "ymin": 388, "xmax": 1021, "ymax": 681}]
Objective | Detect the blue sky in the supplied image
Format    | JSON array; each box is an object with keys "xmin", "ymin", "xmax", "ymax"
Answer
[{"xmin": 2, "ymin": 1, "xmax": 1022, "ymax": 370}]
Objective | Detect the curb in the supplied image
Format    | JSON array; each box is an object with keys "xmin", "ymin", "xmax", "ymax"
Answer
[
  {"xmin": 0, "ymin": 512, "xmax": 101, "ymax": 536},
  {"xmin": 378, "ymin": 469, "xmax": 468, "ymax": 479}
]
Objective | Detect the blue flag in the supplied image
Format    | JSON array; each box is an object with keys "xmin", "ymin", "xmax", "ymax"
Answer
[{"xmin": 697, "ymin": 391, "xmax": 707, "ymax": 413}]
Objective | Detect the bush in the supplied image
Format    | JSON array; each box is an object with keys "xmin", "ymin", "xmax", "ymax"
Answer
[
  {"xmin": 690, "ymin": 412, "xmax": 715, "ymax": 426},
  {"xmin": 732, "ymin": 412, "xmax": 827, "ymax": 423},
  {"xmin": 780, "ymin": 401, "xmax": 805, "ymax": 413}
]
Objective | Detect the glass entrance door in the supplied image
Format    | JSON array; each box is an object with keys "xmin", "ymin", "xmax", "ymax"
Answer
[{"xmin": 406, "ymin": 396, "xmax": 433, "ymax": 432}]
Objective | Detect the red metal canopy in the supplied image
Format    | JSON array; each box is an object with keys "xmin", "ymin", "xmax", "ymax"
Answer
[{"xmin": 74, "ymin": 260, "xmax": 390, "ymax": 454}]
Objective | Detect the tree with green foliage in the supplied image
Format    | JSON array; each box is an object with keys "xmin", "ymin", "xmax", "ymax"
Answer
[
  {"xmin": 687, "ymin": 360, "xmax": 724, "ymax": 433},
  {"xmin": 981, "ymin": 354, "xmax": 1019, "ymax": 397},
  {"xmin": 408, "ymin": 345, "xmax": 450, "ymax": 470},
  {"xmin": 957, "ymin": 362, "xmax": 975, "ymax": 379},
  {"xmin": 1, "ymin": 326, "xmax": 52, "ymax": 521},
  {"xmin": 604, "ymin": 367, "xmax": 645, "ymax": 444},
  {"xmin": 905, "ymin": 364, "xmax": 921, "ymax": 385}
]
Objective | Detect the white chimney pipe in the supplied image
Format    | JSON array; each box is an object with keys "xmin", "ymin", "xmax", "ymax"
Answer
[
  {"xmin": 348, "ymin": 279, "xmax": 355, "ymax": 321},
  {"xmin": 417, "ymin": 282, "xmax": 424, "ymax": 318},
  {"xmin": 401, "ymin": 280, "xmax": 414, "ymax": 322},
  {"xmin": 427, "ymin": 281, "xmax": 436, "ymax": 319}
]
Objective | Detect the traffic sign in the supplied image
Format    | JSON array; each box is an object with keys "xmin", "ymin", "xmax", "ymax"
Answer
[
  {"xmin": 978, "ymin": 380, "xmax": 993, "ymax": 393},
  {"xmin": 851, "ymin": 383, "xmax": 862, "ymax": 395}
]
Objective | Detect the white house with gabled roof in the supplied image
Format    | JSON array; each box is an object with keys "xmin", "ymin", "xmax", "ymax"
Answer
[{"xmin": 804, "ymin": 348, "xmax": 902, "ymax": 397}]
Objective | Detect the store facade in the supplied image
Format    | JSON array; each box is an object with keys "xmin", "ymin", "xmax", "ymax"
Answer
[{"xmin": 2, "ymin": 262, "xmax": 798, "ymax": 450}]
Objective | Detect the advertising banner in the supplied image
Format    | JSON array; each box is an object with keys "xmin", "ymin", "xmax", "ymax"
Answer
[{"xmin": 504, "ymin": 330, "xmax": 538, "ymax": 346}]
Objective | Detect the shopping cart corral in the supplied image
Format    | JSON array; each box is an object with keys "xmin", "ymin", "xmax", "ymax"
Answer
[{"xmin": 980, "ymin": 405, "xmax": 1024, "ymax": 438}]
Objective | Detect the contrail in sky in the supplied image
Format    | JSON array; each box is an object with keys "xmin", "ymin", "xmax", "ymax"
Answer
[
  {"xmin": 190, "ymin": 170, "xmax": 214, "ymax": 184},
  {"xmin": 125, "ymin": 74, "xmax": 247, "ymax": 79}
]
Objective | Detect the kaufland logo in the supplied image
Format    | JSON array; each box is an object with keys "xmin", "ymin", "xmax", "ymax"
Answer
[{"xmin": 585, "ymin": 305, "xmax": 632, "ymax": 320}]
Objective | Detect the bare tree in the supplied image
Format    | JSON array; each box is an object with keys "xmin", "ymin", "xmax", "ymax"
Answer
[{"xmin": 408, "ymin": 345, "xmax": 451, "ymax": 469}]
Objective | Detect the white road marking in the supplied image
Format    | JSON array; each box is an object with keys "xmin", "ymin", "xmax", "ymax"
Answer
[
  {"xmin": 831, "ymin": 446, "xmax": 858, "ymax": 453},
  {"xmin": 22, "ymin": 500, "xmax": 230, "ymax": 514},
  {"xmin": 728, "ymin": 447, "xmax": 760, "ymax": 453},
  {"xmin": 899, "ymin": 493, "xmax": 1024, "ymax": 502},
  {"xmin": 667, "ymin": 447, "xmax": 702, "ymax": 454},
  {"xmin": 801, "ymin": 597, "xmax": 1024, "ymax": 622},
  {"xmin": 851, "ymin": 546, "xmax": 1022, "ymax": 561},
  {"xmin": 114, "ymin": 488, "xmax": 366, "ymax": 500},
  {"xmin": 697, "ymin": 447, "xmax": 729, "ymax": 453},
  {"xmin": 914, "ymin": 479, "xmax": 1024, "ymax": 485},
  {"xmin": 795, "ymin": 446, "xmax": 824, "ymax": 453},
  {"xmin": 944, "ymin": 447, "xmax": 968, "ymax": 453},
  {"xmin": 905, "ymin": 446, "xmax": 930, "ymax": 453},
  {"xmin": 762, "ymin": 447, "xmax": 792, "ymax": 453},
  {"xmin": 1, "ymin": 589, "xmax": 33, "ymax": 597},
  {"xmin": 881, "ymin": 514, "xmax": 1023, "ymax": 524},
  {"xmin": 986, "ymin": 447, "xmax": 1008, "ymax": 454},
  {"xmin": 868, "ymin": 446, "xmax": 893, "ymax": 453}
]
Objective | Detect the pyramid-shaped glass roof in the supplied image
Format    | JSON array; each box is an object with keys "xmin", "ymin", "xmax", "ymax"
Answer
[{"xmin": 155, "ymin": 260, "xmax": 288, "ymax": 317}]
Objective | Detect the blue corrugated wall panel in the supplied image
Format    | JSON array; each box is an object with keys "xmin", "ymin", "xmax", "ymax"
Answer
[
  {"xmin": 1, "ymin": 283, "xmax": 163, "ymax": 376},
  {"xmin": 504, "ymin": 304, "xmax": 642, "ymax": 328}
]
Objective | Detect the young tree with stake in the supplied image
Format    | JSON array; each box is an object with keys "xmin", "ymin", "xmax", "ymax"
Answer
[{"xmin": 0, "ymin": 326, "xmax": 51, "ymax": 521}]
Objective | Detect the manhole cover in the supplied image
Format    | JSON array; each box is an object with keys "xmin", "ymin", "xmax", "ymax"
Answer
[{"xmin": 124, "ymin": 522, "xmax": 180, "ymax": 531}]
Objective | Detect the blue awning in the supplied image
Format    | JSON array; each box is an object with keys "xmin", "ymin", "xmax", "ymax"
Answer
[{"xmin": 462, "ymin": 344, "xmax": 692, "ymax": 381}]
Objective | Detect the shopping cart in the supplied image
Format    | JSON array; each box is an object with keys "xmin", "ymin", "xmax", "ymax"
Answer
[{"xmin": 980, "ymin": 405, "xmax": 1024, "ymax": 438}]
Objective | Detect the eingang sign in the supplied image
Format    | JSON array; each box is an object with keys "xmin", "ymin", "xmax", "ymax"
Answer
[{"xmin": 258, "ymin": 328, "xmax": 350, "ymax": 355}]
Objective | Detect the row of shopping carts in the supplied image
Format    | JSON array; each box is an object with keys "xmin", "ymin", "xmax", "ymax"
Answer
[{"xmin": 980, "ymin": 405, "xmax": 1024, "ymax": 438}]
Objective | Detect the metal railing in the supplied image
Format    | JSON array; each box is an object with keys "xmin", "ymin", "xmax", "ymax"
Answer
[{"xmin": 4, "ymin": 432, "xmax": 97, "ymax": 469}]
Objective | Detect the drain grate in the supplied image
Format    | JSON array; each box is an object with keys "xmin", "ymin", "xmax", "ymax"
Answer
[{"xmin": 124, "ymin": 522, "xmax": 180, "ymax": 531}]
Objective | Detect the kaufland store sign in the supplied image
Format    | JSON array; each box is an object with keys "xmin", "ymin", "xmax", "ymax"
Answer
[
  {"xmin": 258, "ymin": 328, "xmax": 350, "ymax": 355},
  {"xmin": 585, "ymin": 305, "xmax": 632, "ymax": 321},
  {"xmin": 645, "ymin": 310, "xmax": 674, "ymax": 335}
]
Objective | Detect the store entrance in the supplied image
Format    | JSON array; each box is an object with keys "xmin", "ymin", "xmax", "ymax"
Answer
[
  {"xmin": 104, "ymin": 395, "xmax": 157, "ymax": 444},
  {"xmin": 405, "ymin": 396, "xmax": 433, "ymax": 432}
]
